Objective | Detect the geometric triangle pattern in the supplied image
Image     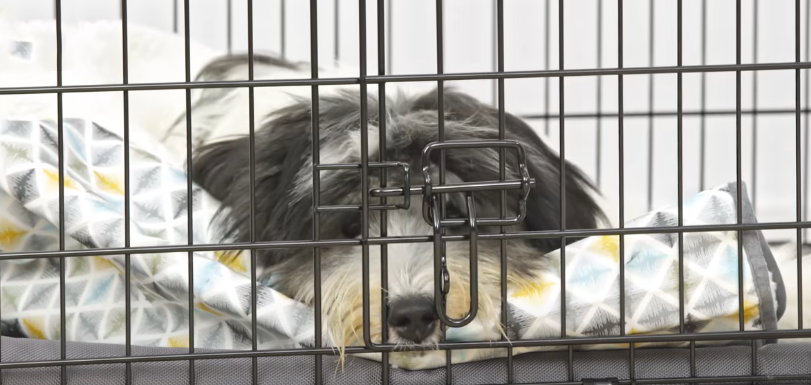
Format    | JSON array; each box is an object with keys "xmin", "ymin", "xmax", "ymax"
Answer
[
  {"xmin": 504, "ymin": 182, "xmax": 777, "ymax": 358},
  {"xmin": 0, "ymin": 115, "xmax": 782, "ymax": 371},
  {"xmin": 0, "ymin": 117, "xmax": 310, "ymax": 353}
]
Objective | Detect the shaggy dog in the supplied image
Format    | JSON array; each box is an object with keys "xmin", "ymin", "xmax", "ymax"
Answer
[{"xmin": 189, "ymin": 53, "xmax": 610, "ymax": 349}]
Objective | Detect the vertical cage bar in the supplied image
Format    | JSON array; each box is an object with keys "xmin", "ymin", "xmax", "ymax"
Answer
[
  {"xmin": 694, "ymin": 0, "xmax": 708, "ymax": 373},
  {"xmin": 433, "ymin": 0, "xmax": 452, "ymax": 381},
  {"xmin": 359, "ymin": 0, "xmax": 375, "ymax": 374},
  {"xmin": 751, "ymin": 0, "xmax": 759, "ymax": 210},
  {"xmin": 246, "ymin": 0, "xmax": 258, "ymax": 383},
  {"xmin": 805, "ymin": 0, "xmax": 811, "ymax": 246},
  {"xmin": 281, "ymin": 0, "xmax": 287, "ymax": 59},
  {"xmin": 745, "ymin": 3, "xmax": 756, "ymax": 374},
  {"xmin": 387, "ymin": 0, "xmax": 393, "ymax": 75},
  {"xmin": 557, "ymin": 0, "xmax": 565, "ymax": 272},
  {"xmin": 182, "ymin": 0, "xmax": 195, "ymax": 382},
  {"xmin": 595, "ymin": 0, "xmax": 603, "ymax": 187},
  {"xmin": 676, "ymin": 0, "xmax": 684, "ymax": 335},
  {"xmin": 544, "ymin": 0, "xmax": 551, "ymax": 136},
  {"xmin": 618, "ymin": 0, "xmax": 632, "ymax": 382},
  {"xmin": 308, "ymin": 0, "xmax": 322, "ymax": 383},
  {"xmin": 120, "ymin": 0, "xmax": 133, "ymax": 382},
  {"xmin": 696, "ymin": 0, "xmax": 707, "ymax": 370},
  {"xmin": 699, "ymin": 0, "xmax": 707, "ymax": 191},
  {"xmin": 675, "ymin": 0, "xmax": 693, "ymax": 379},
  {"xmin": 55, "ymin": 0, "xmax": 67, "ymax": 382},
  {"xmin": 173, "ymin": 0, "xmax": 178, "ymax": 33},
  {"xmin": 735, "ymin": 0, "xmax": 746, "ymax": 334},
  {"xmin": 376, "ymin": 0, "xmax": 390, "ymax": 382},
  {"xmin": 334, "ymin": 0, "xmax": 340, "ymax": 62},
  {"xmin": 494, "ymin": 0, "xmax": 513, "ymax": 382},
  {"xmin": 558, "ymin": 0, "xmax": 573, "ymax": 381},
  {"xmin": 796, "ymin": 0, "xmax": 804, "ymax": 331},
  {"xmin": 492, "ymin": 1, "xmax": 497, "ymax": 106},
  {"xmin": 646, "ymin": 0, "xmax": 655, "ymax": 212},
  {"xmin": 227, "ymin": 0, "xmax": 233, "ymax": 54}
]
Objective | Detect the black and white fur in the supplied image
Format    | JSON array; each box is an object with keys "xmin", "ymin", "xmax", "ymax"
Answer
[{"xmin": 189, "ymin": 53, "xmax": 610, "ymax": 349}]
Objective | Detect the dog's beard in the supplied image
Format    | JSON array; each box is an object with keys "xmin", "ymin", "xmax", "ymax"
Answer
[{"xmin": 260, "ymin": 199, "xmax": 546, "ymax": 352}]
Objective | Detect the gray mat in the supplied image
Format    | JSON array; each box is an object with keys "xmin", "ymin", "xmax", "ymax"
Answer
[{"xmin": 1, "ymin": 338, "xmax": 810, "ymax": 385}]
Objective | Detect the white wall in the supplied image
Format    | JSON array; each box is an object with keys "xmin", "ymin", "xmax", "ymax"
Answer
[{"xmin": 2, "ymin": 0, "xmax": 809, "ymax": 242}]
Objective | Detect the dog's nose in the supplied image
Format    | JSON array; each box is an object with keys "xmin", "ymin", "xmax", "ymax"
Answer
[{"xmin": 387, "ymin": 297, "xmax": 438, "ymax": 344}]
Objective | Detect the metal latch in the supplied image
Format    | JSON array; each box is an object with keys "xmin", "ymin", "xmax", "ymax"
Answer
[
  {"xmin": 371, "ymin": 140, "xmax": 536, "ymax": 327},
  {"xmin": 318, "ymin": 161, "xmax": 410, "ymax": 211}
]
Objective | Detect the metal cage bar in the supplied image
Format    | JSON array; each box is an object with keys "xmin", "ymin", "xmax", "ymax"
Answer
[
  {"xmin": 557, "ymin": 0, "xmax": 574, "ymax": 382},
  {"xmin": 494, "ymin": 0, "xmax": 513, "ymax": 382},
  {"xmin": 54, "ymin": 0, "xmax": 67, "ymax": 383},
  {"xmin": 617, "ymin": 1, "xmax": 631, "ymax": 383},
  {"xmin": 675, "ymin": 0, "xmax": 693, "ymax": 380},
  {"xmin": 752, "ymin": 0, "xmax": 760, "ymax": 211},
  {"xmin": 309, "ymin": 0, "xmax": 323, "ymax": 384},
  {"xmin": 2, "ymin": 1, "xmax": 811, "ymax": 384},
  {"xmin": 376, "ymin": 0, "xmax": 390, "ymax": 383},
  {"xmin": 544, "ymin": 0, "xmax": 551, "ymax": 137},
  {"xmin": 6, "ymin": 61, "xmax": 811, "ymax": 96},
  {"xmin": 120, "ymin": 0, "xmax": 133, "ymax": 383},
  {"xmin": 182, "ymin": 0, "xmax": 196, "ymax": 382},
  {"xmin": 646, "ymin": 0, "xmax": 655, "ymax": 213},
  {"xmin": 806, "ymin": 0, "xmax": 811, "ymax": 247},
  {"xmin": 595, "ymin": 0, "xmax": 603, "ymax": 188},
  {"xmin": 431, "ymin": 0, "xmax": 456, "ymax": 380},
  {"xmin": 699, "ymin": 0, "xmax": 708, "ymax": 192},
  {"xmin": 793, "ymin": 0, "xmax": 804, "ymax": 371},
  {"xmin": 4, "ymin": 221, "xmax": 811, "ymax": 261},
  {"xmin": 246, "ymin": 0, "xmax": 259, "ymax": 383}
]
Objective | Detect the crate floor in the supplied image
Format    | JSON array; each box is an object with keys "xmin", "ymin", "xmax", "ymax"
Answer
[{"xmin": 0, "ymin": 337, "xmax": 809, "ymax": 385}]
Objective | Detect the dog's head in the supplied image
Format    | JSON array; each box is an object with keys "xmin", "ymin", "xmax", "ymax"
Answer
[{"xmin": 192, "ymin": 79, "xmax": 607, "ymax": 350}]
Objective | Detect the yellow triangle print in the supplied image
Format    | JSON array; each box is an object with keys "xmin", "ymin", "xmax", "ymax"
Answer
[
  {"xmin": 23, "ymin": 317, "xmax": 47, "ymax": 340},
  {"xmin": 0, "ymin": 219, "xmax": 28, "ymax": 250},
  {"xmin": 43, "ymin": 168, "xmax": 79, "ymax": 191},
  {"xmin": 593, "ymin": 235, "xmax": 620, "ymax": 262},
  {"xmin": 92, "ymin": 256, "xmax": 120, "ymax": 273},
  {"xmin": 168, "ymin": 334, "xmax": 190, "ymax": 348},
  {"xmin": 196, "ymin": 302, "xmax": 223, "ymax": 316},
  {"xmin": 93, "ymin": 171, "xmax": 124, "ymax": 195}
]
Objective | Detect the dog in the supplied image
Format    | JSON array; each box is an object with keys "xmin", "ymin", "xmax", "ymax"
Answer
[{"xmin": 189, "ymin": 53, "xmax": 611, "ymax": 349}]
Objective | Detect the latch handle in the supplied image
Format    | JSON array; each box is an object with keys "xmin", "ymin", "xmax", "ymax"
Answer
[
  {"xmin": 432, "ymin": 194, "xmax": 479, "ymax": 328},
  {"xmin": 420, "ymin": 140, "xmax": 535, "ymax": 328}
]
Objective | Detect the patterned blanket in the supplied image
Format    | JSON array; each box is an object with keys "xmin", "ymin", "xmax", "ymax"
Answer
[{"xmin": 0, "ymin": 115, "xmax": 786, "ymax": 370}]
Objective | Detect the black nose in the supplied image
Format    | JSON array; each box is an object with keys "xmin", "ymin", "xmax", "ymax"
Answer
[{"xmin": 387, "ymin": 297, "xmax": 438, "ymax": 344}]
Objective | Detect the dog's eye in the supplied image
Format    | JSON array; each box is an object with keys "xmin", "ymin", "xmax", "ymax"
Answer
[{"xmin": 342, "ymin": 221, "xmax": 361, "ymax": 238}]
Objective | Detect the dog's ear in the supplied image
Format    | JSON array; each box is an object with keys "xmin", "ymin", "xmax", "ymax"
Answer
[
  {"xmin": 190, "ymin": 104, "xmax": 314, "ymax": 248},
  {"xmin": 500, "ymin": 111, "xmax": 606, "ymax": 250},
  {"xmin": 192, "ymin": 137, "xmax": 251, "ymax": 202},
  {"xmin": 409, "ymin": 88, "xmax": 606, "ymax": 253}
]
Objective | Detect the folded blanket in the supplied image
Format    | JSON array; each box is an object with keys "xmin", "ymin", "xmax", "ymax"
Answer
[{"xmin": 0, "ymin": 116, "xmax": 786, "ymax": 370}]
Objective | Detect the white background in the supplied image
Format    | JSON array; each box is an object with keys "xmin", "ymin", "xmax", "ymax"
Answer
[{"xmin": 3, "ymin": 0, "xmax": 809, "ymax": 242}]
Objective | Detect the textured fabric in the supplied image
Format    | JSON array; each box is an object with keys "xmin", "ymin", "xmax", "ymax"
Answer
[
  {"xmin": 1, "ymin": 337, "xmax": 810, "ymax": 385},
  {"xmin": 0, "ymin": 114, "xmax": 786, "ymax": 370}
]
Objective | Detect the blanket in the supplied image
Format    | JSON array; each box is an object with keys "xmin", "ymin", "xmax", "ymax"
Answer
[{"xmin": 0, "ymin": 114, "xmax": 786, "ymax": 370}]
